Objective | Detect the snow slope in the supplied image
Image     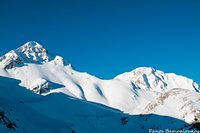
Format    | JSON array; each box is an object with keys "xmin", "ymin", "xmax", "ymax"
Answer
[
  {"xmin": 142, "ymin": 88, "xmax": 200, "ymax": 124},
  {"xmin": 0, "ymin": 76, "xmax": 192, "ymax": 133},
  {"xmin": 0, "ymin": 41, "xmax": 200, "ymax": 132}
]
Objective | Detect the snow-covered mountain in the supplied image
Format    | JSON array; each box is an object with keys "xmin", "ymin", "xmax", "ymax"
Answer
[
  {"xmin": 0, "ymin": 41, "xmax": 200, "ymax": 132},
  {"xmin": 0, "ymin": 41, "xmax": 52, "ymax": 69}
]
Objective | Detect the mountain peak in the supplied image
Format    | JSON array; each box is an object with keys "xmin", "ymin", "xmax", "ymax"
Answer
[
  {"xmin": 115, "ymin": 67, "xmax": 199, "ymax": 93},
  {"xmin": 115, "ymin": 67, "xmax": 158, "ymax": 80},
  {"xmin": 21, "ymin": 41, "xmax": 42, "ymax": 48},
  {"xmin": 0, "ymin": 41, "xmax": 54, "ymax": 69},
  {"xmin": 17, "ymin": 41, "xmax": 45, "ymax": 53},
  {"xmin": 0, "ymin": 41, "xmax": 70, "ymax": 69},
  {"xmin": 15, "ymin": 41, "xmax": 52, "ymax": 63},
  {"xmin": 132, "ymin": 67, "xmax": 156, "ymax": 73}
]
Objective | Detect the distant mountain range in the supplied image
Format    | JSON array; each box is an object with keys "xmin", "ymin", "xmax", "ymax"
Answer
[{"xmin": 0, "ymin": 41, "xmax": 199, "ymax": 133}]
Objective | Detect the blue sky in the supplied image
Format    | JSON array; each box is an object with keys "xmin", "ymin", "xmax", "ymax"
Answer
[{"xmin": 0, "ymin": 0, "xmax": 200, "ymax": 83}]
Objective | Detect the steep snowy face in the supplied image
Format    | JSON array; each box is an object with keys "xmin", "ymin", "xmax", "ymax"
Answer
[
  {"xmin": 0, "ymin": 41, "xmax": 53, "ymax": 69},
  {"xmin": 115, "ymin": 67, "xmax": 200, "ymax": 93}
]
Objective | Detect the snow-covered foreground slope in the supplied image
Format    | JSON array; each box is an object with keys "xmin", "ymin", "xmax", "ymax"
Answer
[
  {"xmin": 0, "ymin": 76, "xmax": 195, "ymax": 133},
  {"xmin": 0, "ymin": 41, "xmax": 200, "ymax": 132}
]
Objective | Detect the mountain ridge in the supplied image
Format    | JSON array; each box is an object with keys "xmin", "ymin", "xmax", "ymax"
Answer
[{"xmin": 0, "ymin": 41, "xmax": 200, "ymax": 132}]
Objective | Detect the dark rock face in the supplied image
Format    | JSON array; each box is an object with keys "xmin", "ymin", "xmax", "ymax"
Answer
[
  {"xmin": 0, "ymin": 110, "xmax": 17, "ymax": 130},
  {"xmin": 31, "ymin": 80, "xmax": 51, "ymax": 94},
  {"xmin": 0, "ymin": 51, "xmax": 23, "ymax": 69}
]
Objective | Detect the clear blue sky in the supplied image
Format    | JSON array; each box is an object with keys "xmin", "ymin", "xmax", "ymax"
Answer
[{"xmin": 0, "ymin": 0, "xmax": 200, "ymax": 83}]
